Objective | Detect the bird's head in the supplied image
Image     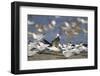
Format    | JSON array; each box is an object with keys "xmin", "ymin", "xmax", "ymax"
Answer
[
  {"xmin": 56, "ymin": 33, "xmax": 60, "ymax": 37},
  {"xmin": 56, "ymin": 33, "xmax": 61, "ymax": 39}
]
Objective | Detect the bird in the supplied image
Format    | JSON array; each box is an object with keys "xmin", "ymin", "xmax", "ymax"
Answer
[
  {"xmin": 51, "ymin": 33, "xmax": 60, "ymax": 47},
  {"xmin": 71, "ymin": 43, "xmax": 87, "ymax": 54},
  {"xmin": 51, "ymin": 20, "xmax": 56, "ymax": 26},
  {"xmin": 61, "ymin": 21, "xmax": 80, "ymax": 38},
  {"xmin": 28, "ymin": 42, "xmax": 37, "ymax": 51},
  {"xmin": 47, "ymin": 46, "xmax": 60, "ymax": 52},
  {"xmin": 28, "ymin": 40, "xmax": 50, "ymax": 56},
  {"xmin": 32, "ymin": 32, "xmax": 44, "ymax": 41},
  {"xmin": 28, "ymin": 20, "xmax": 35, "ymax": 25},
  {"xmin": 55, "ymin": 42, "xmax": 73, "ymax": 58},
  {"xmin": 71, "ymin": 47, "xmax": 80, "ymax": 54},
  {"xmin": 71, "ymin": 22, "xmax": 81, "ymax": 36},
  {"xmin": 28, "ymin": 50, "xmax": 38, "ymax": 56},
  {"xmin": 60, "ymin": 42, "xmax": 87, "ymax": 58},
  {"xmin": 28, "ymin": 32, "xmax": 44, "ymax": 41},
  {"xmin": 82, "ymin": 28, "xmax": 87, "ymax": 33},
  {"xmin": 37, "ymin": 42, "xmax": 49, "ymax": 51},
  {"xmin": 42, "ymin": 39, "xmax": 52, "ymax": 46},
  {"xmin": 64, "ymin": 42, "xmax": 74, "ymax": 50},
  {"xmin": 35, "ymin": 24, "xmax": 45, "ymax": 33},
  {"xmin": 78, "ymin": 43, "xmax": 88, "ymax": 52},
  {"xmin": 28, "ymin": 42, "xmax": 39, "ymax": 56},
  {"xmin": 77, "ymin": 18, "xmax": 87, "ymax": 24},
  {"xmin": 46, "ymin": 33, "xmax": 61, "ymax": 55},
  {"xmin": 58, "ymin": 43, "xmax": 73, "ymax": 58},
  {"xmin": 64, "ymin": 22, "xmax": 71, "ymax": 29},
  {"xmin": 62, "ymin": 50, "xmax": 74, "ymax": 58},
  {"xmin": 48, "ymin": 20, "xmax": 56, "ymax": 30}
]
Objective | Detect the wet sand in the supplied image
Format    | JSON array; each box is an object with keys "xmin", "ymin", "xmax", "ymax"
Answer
[{"xmin": 28, "ymin": 50, "xmax": 88, "ymax": 61}]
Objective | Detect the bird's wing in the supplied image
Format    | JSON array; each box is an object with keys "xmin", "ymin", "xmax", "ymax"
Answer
[{"xmin": 43, "ymin": 39, "xmax": 52, "ymax": 46}]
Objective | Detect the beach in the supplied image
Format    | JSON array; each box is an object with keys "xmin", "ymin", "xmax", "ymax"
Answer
[{"xmin": 28, "ymin": 50, "xmax": 88, "ymax": 61}]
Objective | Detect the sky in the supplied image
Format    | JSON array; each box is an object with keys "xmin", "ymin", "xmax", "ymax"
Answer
[{"xmin": 28, "ymin": 15, "xmax": 88, "ymax": 44}]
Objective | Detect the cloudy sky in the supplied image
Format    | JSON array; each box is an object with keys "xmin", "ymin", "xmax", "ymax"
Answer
[{"xmin": 28, "ymin": 15, "xmax": 88, "ymax": 44}]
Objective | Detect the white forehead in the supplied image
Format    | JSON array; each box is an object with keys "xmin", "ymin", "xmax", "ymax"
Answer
[{"xmin": 57, "ymin": 33, "xmax": 59, "ymax": 36}]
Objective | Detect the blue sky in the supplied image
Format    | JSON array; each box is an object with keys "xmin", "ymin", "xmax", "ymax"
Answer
[{"xmin": 28, "ymin": 15, "xmax": 88, "ymax": 44}]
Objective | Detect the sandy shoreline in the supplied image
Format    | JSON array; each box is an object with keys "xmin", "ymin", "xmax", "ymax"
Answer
[{"xmin": 28, "ymin": 51, "xmax": 88, "ymax": 61}]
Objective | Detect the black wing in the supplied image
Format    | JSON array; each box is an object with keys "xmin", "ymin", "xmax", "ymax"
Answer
[{"xmin": 42, "ymin": 39, "xmax": 52, "ymax": 46}]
